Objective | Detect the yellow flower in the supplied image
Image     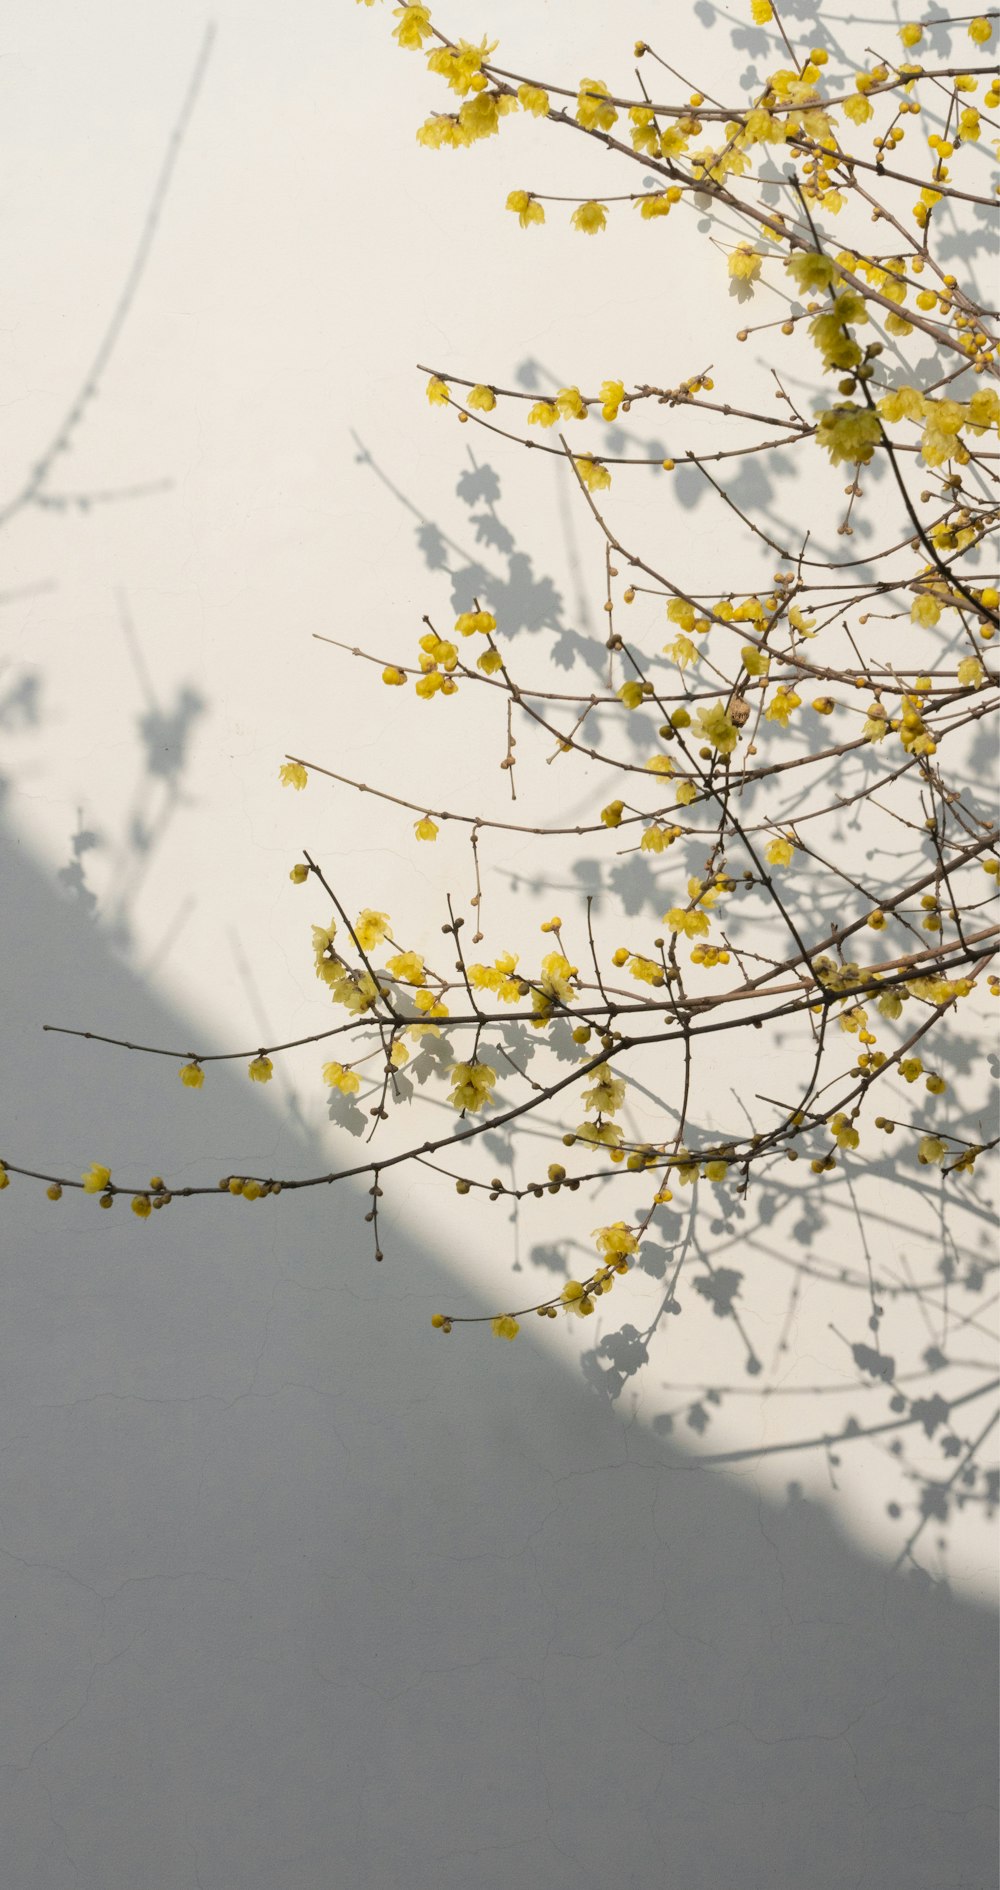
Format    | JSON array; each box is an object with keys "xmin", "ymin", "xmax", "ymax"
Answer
[
  {"xmin": 414, "ymin": 815, "xmax": 439, "ymax": 840},
  {"xmin": 46, "ymin": 1183, "xmax": 62, "ymax": 1200},
  {"xmin": 741, "ymin": 643, "xmax": 769, "ymax": 677},
  {"xmin": 694, "ymin": 701, "xmax": 740, "ymax": 755},
  {"xmin": 628, "ymin": 954, "xmax": 664, "ymax": 986},
  {"xmin": 506, "ymin": 189, "xmax": 545, "ymax": 228},
  {"xmin": 599, "ymin": 379, "xmax": 625, "ymax": 420},
  {"xmin": 601, "ymin": 799, "xmax": 624, "ymax": 827},
  {"xmin": 180, "ymin": 1062, "xmax": 205, "ymax": 1088},
  {"xmin": 899, "ymin": 22, "xmax": 923, "ymax": 46},
  {"xmin": 386, "ymin": 949, "xmax": 425, "ymax": 984},
  {"xmin": 82, "ymin": 1163, "xmax": 112, "ymax": 1195},
  {"xmin": 583, "ymin": 1063, "xmax": 625, "ymax": 1113},
  {"xmin": 665, "ymin": 906, "xmax": 710, "ymax": 939},
  {"xmin": 968, "ymin": 16, "xmax": 993, "ymax": 43},
  {"xmin": 0, "ymin": 1162, "xmax": 9, "ymax": 1190},
  {"xmin": 830, "ymin": 1113, "xmax": 860, "ymax": 1151},
  {"xmin": 131, "ymin": 1195, "xmax": 152, "ymax": 1219},
  {"xmin": 676, "ymin": 780, "xmax": 698, "ymax": 807},
  {"xmin": 322, "ymin": 1061, "xmax": 361, "ymax": 1095},
  {"xmin": 571, "ymin": 200, "xmax": 608, "ymax": 235},
  {"xmin": 764, "ymin": 686, "xmax": 802, "ymax": 726},
  {"xmin": 355, "ymin": 908, "xmax": 390, "ymax": 950},
  {"xmin": 911, "ymin": 594, "xmax": 941, "ymax": 628},
  {"xmin": 594, "ymin": 1222, "xmax": 638, "ymax": 1259},
  {"xmin": 528, "ymin": 400, "xmax": 559, "ymax": 427},
  {"xmin": 785, "ymin": 248, "xmax": 837, "ymax": 294},
  {"xmin": 728, "ymin": 245, "xmax": 763, "ymax": 282},
  {"xmin": 392, "ymin": 5, "xmax": 433, "ymax": 51},
  {"xmin": 576, "ymin": 79, "xmax": 617, "ymax": 132},
  {"xmin": 389, "ymin": 1041, "xmax": 410, "ymax": 1068},
  {"xmin": 289, "ymin": 863, "xmax": 310, "ymax": 884},
  {"xmin": 455, "ymin": 608, "xmax": 496, "ymax": 636},
  {"xmin": 448, "ymin": 1060, "xmax": 498, "ymax": 1113},
  {"xmin": 637, "ymin": 193, "xmax": 674, "ymax": 219},
  {"xmin": 878, "ymin": 385, "xmax": 925, "ymax": 424},
  {"xmin": 958, "ymin": 656, "xmax": 986, "ymax": 688},
  {"xmin": 426, "ymin": 376, "xmax": 450, "ymax": 406},
  {"xmin": 426, "ymin": 36, "xmax": 497, "ymax": 95},
  {"xmin": 279, "ymin": 761, "xmax": 308, "ymax": 790},
  {"xmin": 555, "ymin": 386, "xmax": 588, "ymax": 420},
  {"xmin": 518, "ymin": 83, "xmax": 550, "ymax": 116},
  {"xmin": 765, "ymin": 835, "xmax": 796, "ymax": 868},
  {"xmin": 751, "ymin": 0, "xmax": 773, "ymax": 20},
  {"xmin": 574, "ymin": 455, "xmax": 611, "ymax": 491},
  {"xmin": 248, "ymin": 1056, "xmax": 273, "ymax": 1083},
  {"xmin": 561, "ymin": 1279, "xmax": 594, "ymax": 1317},
  {"xmin": 466, "ymin": 384, "xmax": 497, "ymax": 412},
  {"xmin": 641, "ymin": 823, "xmax": 680, "ymax": 853},
  {"xmin": 842, "ymin": 93, "xmax": 873, "ymax": 124},
  {"xmin": 491, "ymin": 1314, "xmax": 520, "ymax": 1340}
]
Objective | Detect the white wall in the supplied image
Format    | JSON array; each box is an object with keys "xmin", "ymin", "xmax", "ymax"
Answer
[{"xmin": 0, "ymin": 4, "xmax": 996, "ymax": 1885}]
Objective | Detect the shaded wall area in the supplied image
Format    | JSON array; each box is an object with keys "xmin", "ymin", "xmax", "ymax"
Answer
[{"xmin": 0, "ymin": 824, "xmax": 996, "ymax": 1890}]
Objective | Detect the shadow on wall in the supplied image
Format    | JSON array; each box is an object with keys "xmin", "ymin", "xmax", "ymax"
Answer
[{"xmin": 0, "ymin": 820, "xmax": 997, "ymax": 1890}]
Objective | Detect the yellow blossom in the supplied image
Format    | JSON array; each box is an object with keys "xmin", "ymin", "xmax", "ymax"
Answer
[
  {"xmin": 555, "ymin": 386, "xmax": 588, "ymax": 420},
  {"xmin": 518, "ymin": 83, "xmax": 549, "ymax": 116},
  {"xmin": 968, "ymin": 16, "xmax": 993, "ymax": 43},
  {"xmin": 392, "ymin": 5, "xmax": 433, "ymax": 51},
  {"xmin": 764, "ymin": 687, "xmax": 802, "ymax": 726},
  {"xmin": 561, "ymin": 1279, "xmax": 594, "ymax": 1317},
  {"xmin": 742, "ymin": 643, "xmax": 769, "ymax": 677},
  {"xmin": 289, "ymin": 863, "xmax": 310, "ymax": 883},
  {"xmin": 448, "ymin": 1060, "xmax": 498, "ymax": 1112},
  {"xmin": 426, "ymin": 376, "xmax": 450, "ymax": 406},
  {"xmin": 728, "ymin": 245, "xmax": 763, "ymax": 282},
  {"xmin": 594, "ymin": 1222, "xmax": 638, "ymax": 1259},
  {"xmin": 751, "ymin": 0, "xmax": 773, "ymax": 20},
  {"xmin": 571, "ymin": 200, "xmax": 608, "ymax": 235},
  {"xmin": 279, "ymin": 762, "xmax": 308, "ymax": 790},
  {"xmin": 576, "ymin": 78, "xmax": 617, "ymax": 132},
  {"xmin": 466, "ymin": 384, "xmax": 497, "ymax": 412},
  {"xmin": 583, "ymin": 1063, "xmax": 625, "ymax": 1113},
  {"xmin": 528, "ymin": 399, "xmax": 559, "ymax": 427},
  {"xmin": 665, "ymin": 906, "xmax": 710, "ymax": 939},
  {"xmin": 323, "ymin": 1061, "xmax": 362, "ymax": 1095},
  {"xmin": 82, "ymin": 1163, "xmax": 112, "ymax": 1195},
  {"xmin": 180, "ymin": 1062, "xmax": 205, "ymax": 1089},
  {"xmin": 131, "ymin": 1195, "xmax": 152, "ymax": 1219},
  {"xmin": 455, "ymin": 608, "xmax": 496, "ymax": 636},
  {"xmin": 766, "ymin": 836, "xmax": 796, "ymax": 868},
  {"xmin": 387, "ymin": 949, "xmax": 426, "ymax": 984},
  {"xmin": 694, "ymin": 701, "xmax": 740, "ymax": 755},
  {"xmin": 506, "ymin": 189, "xmax": 545, "ymax": 229},
  {"xmin": 248, "ymin": 1056, "xmax": 273, "ymax": 1083},
  {"xmin": 491, "ymin": 1314, "xmax": 520, "ymax": 1340},
  {"xmin": 637, "ymin": 192, "xmax": 674, "ymax": 218},
  {"xmin": 574, "ymin": 455, "xmax": 611, "ymax": 491},
  {"xmin": 354, "ymin": 908, "xmax": 391, "ymax": 950},
  {"xmin": 599, "ymin": 379, "xmax": 626, "ymax": 420}
]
